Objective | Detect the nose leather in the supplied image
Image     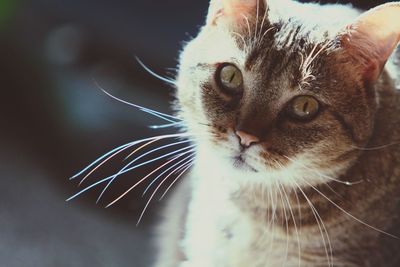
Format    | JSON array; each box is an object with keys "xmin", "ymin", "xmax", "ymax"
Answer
[{"xmin": 235, "ymin": 130, "xmax": 260, "ymax": 147}]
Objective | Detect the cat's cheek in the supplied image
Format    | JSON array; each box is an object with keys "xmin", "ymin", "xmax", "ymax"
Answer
[
  {"xmin": 199, "ymin": 88, "xmax": 238, "ymax": 132},
  {"xmin": 281, "ymin": 125, "xmax": 357, "ymax": 177},
  {"xmin": 262, "ymin": 124, "xmax": 348, "ymax": 170},
  {"xmin": 274, "ymin": 121, "xmax": 325, "ymax": 148}
]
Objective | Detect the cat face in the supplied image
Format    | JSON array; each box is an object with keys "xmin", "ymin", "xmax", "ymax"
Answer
[{"xmin": 176, "ymin": 0, "xmax": 400, "ymax": 187}]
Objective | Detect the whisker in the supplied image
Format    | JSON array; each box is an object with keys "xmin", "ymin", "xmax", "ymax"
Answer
[
  {"xmin": 351, "ymin": 142, "xmax": 400, "ymax": 151},
  {"xmin": 284, "ymin": 155, "xmax": 363, "ymax": 186},
  {"xmin": 302, "ymin": 179, "xmax": 399, "ymax": 239},
  {"xmin": 135, "ymin": 56, "xmax": 176, "ymax": 85},
  {"xmin": 80, "ymin": 138, "xmax": 168, "ymax": 186},
  {"xmin": 260, "ymin": 27, "xmax": 275, "ymax": 42},
  {"xmin": 71, "ymin": 133, "xmax": 192, "ymax": 181},
  {"xmin": 124, "ymin": 138, "xmax": 161, "ymax": 161},
  {"xmin": 274, "ymin": 157, "xmax": 302, "ymax": 267},
  {"xmin": 96, "ymin": 144, "xmax": 196, "ymax": 203},
  {"xmin": 136, "ymin": 159, "xmax": 194, "ymax": 225},
  {"xmin": 241, "ymin": 14, "xmax": 252, "ymax": 38},
  {"xmin": 275, "ymin": 181, "xmax": 290, "ymax": 267},
  {"xmin": 293, "ymin": 180, "xmax": 333, "ymax": 267},
  {"xmin": 159, "ymin": 159, "xmax": 195, "ymax": 201},
  {"xmin": 232, "ymin": 31, "xmax": 248, "ymax": 52},
  {"xmin": 78, "ymin": 142, "xmax": 139, "ymax": 186},
  {"xmin": 282, "ymin": 186, "xmax": 302, "ymax": 267},
  {"xmin": 267, "ymin": 184, "xmax": 278, "ymax": 257},
  {"xmin": 258, "ymin": 2, "xmax": 269, "ymax": 43},
  {"xmin": 149, "ymin": 121, "xmax": 185, "ymax": 129},
  {"xmin": 67, "ymin": 145, "xmax": 195, "ymax": 202},
  {"xmin": 103, "ymin": 151, "xmax": 192, "ymax": 206},
  {"xmin": 67, "ymin": 176, "xmax": 114, "ymax": 202},
  {"xmin": 172, "ymin": 156, "xmax": 194, "ymax": 174},
  {"xmin": 70, "ymin": 142, "xmax": 135, "ymax": 180},
  {"xmin": 124, "ymin": 139, "xmax": 192, "ymax": 162},
  {"xmin": 95, "ymin": 80, "xmax": 181, "ymax": 122},
  {"xmin": 142, "ymin": 152, "xmax": 195, "ymax": 196}
]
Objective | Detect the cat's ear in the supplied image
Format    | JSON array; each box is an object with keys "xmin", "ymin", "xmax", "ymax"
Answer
[
  {"xmin": 339, "ymin": 3, "xmax": 400, "ymax": 84},
  {"xmin": 206, "ymin": 0, "xmax": 262, "ymax": 26}
]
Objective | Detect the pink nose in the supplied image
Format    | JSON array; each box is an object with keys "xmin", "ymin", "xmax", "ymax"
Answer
[{"xmin": 235, "ymin": 130, "xmax": 260, "ymax": 147}]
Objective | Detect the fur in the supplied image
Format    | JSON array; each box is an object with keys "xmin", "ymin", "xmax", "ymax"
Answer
[{"xmin": 155, "ymin": 1, "xmax": 400, "ymax": 266}]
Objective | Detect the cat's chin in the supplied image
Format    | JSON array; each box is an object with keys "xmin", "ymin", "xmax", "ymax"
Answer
[{"xmin": 231, "ymin": 155, "xmax": 258, "ymax": 173}]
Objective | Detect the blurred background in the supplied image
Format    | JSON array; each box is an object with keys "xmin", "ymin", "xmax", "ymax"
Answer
[{"xmin": 0, "ymin": 0, "xmax": 390, "ymax": 266}]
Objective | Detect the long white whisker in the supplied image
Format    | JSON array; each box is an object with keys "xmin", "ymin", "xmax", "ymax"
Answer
[
  {"xmin": 80, "ymin": 138, "xmax": 163, "ymax": 186},
  {"xmin": 125, "ymin": 139, "xmax": 192, "ymax": 161},
  {"xmin": 302, "ymin": 179, "xmax": 399, "ymax": 239},
  {"xmin": 293, "ymin": 181, "xmax": 333, "ymax": 267},
  {"xmin": 95, "ymin": 81, "xmax": 181, "ymax": 122},
  {"xmin": 104, "ymin": 152, "xmax": 190, "ymax": 207},
  {"xmin": 149, "ymin": 121, "xmax": 184, "ymax": 129},
  {"xmin": 284, "ymin": 187, "xmax": 302, "ymax": 267},
  {"xmin": 142, "ymin": 152, "xmax": 195, "ymax": 196},
  {"xmin": 135, "ymin": 56, "xmax": 176, "ymax": 85},
  {"xmin": 124, "ymin": 138, "xmax": 160, "ymax": 161},
  {"xmin": 283, "ymin": 155, "xmax": 363, "ymax": 186},
  {"xmin": 70, "ymin": 142, "xmax": 135, "ymax": 180},
  {"xmin": 159, "ymin": 159, "xmax": 195, "ymax": 201},
  {"xmin": 173, "ymin": 157, "xmax": 194, "ymax": 174},
  {"xmin": 67, "ymin": 176, "xmax": 113, "ymax": 202},
  {"xmin": 350, "ymin": 142, "xmax": 400, "ymax": 151},
  {"xmin": 96, "ymin": 143, "xmax": 196, "ymax": 203},
  {"xmin": 136, "ymin": 159, "xmax": 193, "ymax": 225},
  {"xmin": 273, "ymin": 158, "xmax": 302, "ymax": 266},
  {"xmin": 81, "ymin": 136, "xmax": 192, "ymax": 186},
  {"xmin": 67, "ymin": 145, "xmax": 195, "ymax": 202},
  {"xmin": 276, "ymin": 181, "xmax": 290, "ymax": 267},
  {"xmin": 268, "ymin": 184, "xmax": 278, "ymax": 258},
  {"xmin": 70, "ymin": 133, "xmax": 192, "ymax": 180}
]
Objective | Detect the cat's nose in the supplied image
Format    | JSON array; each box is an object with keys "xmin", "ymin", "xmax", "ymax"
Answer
[{"xmin": 235, "ymin": 130, "xmax": 260, "ymax": 148}]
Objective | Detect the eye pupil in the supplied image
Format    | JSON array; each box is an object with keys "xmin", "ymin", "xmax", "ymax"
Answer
[
  {"xmin": 303, "ymin": 102, "xmax": 309, "ymax": 113},
  {"xmin": 229, "ymin": 73, "xmax": 236, "ymax": 83},
  {"xmin": 289, "ymin": 96, "xmax": 320, "ymax": 121}
]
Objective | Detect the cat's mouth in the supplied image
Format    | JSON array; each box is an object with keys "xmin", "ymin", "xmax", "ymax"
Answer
[{"xmin": 232, "ymin": 155, "xmax": 258, "ymax": 172}]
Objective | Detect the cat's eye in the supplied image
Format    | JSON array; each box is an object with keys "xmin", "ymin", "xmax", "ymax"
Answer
[
  {"xmin": 216, "ymin": 64, "xmax": 243, "ymax": 95},
  {"xmin": 288, "ymin": 95, "xmax": 320, "ymax": 121}
]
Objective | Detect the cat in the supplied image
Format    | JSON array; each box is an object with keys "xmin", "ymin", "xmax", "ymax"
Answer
[{"xmin": 153, "ymin": 0, "xmax": 400, "ymax": 266}]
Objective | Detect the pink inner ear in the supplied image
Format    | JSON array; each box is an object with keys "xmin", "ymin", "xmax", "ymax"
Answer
[
  {"xmin": 221, "ymin": 0, "xmax": 258, "ymax": 17},
  {"xmin": 340, "ymin": 3, "xmax": 400, "ymax": 83},
  {"xmin": 208, "ymin": 0, "xmax": 259, "ymax": 26}
]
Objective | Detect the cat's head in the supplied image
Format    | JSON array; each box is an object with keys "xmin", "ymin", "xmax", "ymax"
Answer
[{"xmin": 176, "ymin": 0, "xmax": 400, "ymax": 187}]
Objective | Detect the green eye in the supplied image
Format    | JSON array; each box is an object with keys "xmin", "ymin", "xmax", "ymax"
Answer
[
  {"xmin": 289, "ymin": 95, "xmax": 320, "ymax": 121},
  {"xmin": 217, "ymin": 64, "xmax": 243, "ymax": 95}
]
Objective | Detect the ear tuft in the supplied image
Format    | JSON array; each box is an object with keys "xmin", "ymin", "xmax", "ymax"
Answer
[{"xmin": 340, "ymin": 3, "xmax": 400, "ymax": 84}]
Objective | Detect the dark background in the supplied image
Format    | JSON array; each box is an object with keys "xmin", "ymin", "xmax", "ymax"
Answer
[{"xmin": 0, "ymin": 1, "xmax": 390, "ymax": 266}]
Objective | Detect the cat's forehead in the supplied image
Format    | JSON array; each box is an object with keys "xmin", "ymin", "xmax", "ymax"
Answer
[
  {"xmin": 183, "ymin": 27, "xmax": 247, "ymax": 68},
  {"xmin": 182, "ymin": 12, "xmax": 353, "ymax": 106}
]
